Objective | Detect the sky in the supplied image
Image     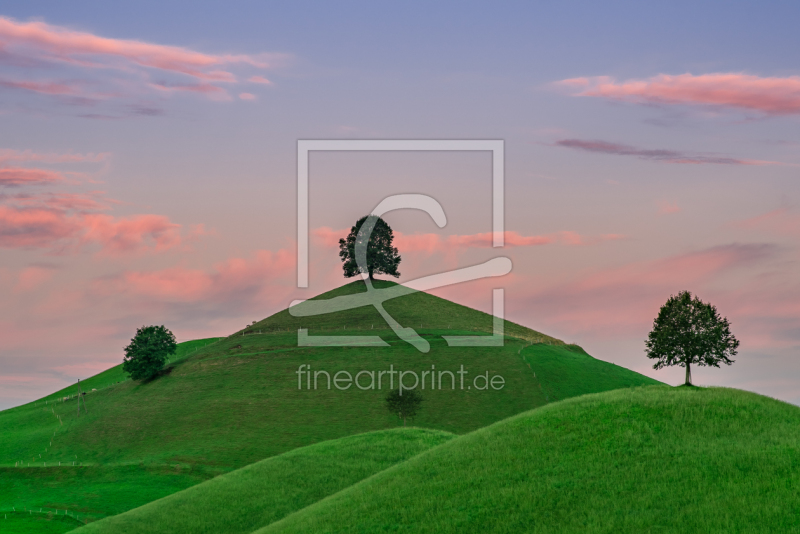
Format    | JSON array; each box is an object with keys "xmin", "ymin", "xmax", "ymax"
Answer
[{"xmin": 1, "ymin": 1, "xmax": 799, "ymax": 409}]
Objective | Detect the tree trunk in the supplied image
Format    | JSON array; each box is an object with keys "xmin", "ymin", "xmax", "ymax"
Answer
[{"xmin": 685, "ymin": 362, "xmax": 692, "ymax": 386}]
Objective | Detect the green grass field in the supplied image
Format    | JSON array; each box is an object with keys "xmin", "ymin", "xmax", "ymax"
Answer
[
  {"xmin": 69, "ymin": 428, "xmax": 453, "ymax": 534},
  {"xmin": 0, "ymin": 279, "xmax": 662, "ymax": 532},
  {"xmin": 0, "ymin": 512, "xmax": 82, "ymax": 534},
  {"xmin": 257, "ymin": 386, "xmax": 800, "ymax": 534}
]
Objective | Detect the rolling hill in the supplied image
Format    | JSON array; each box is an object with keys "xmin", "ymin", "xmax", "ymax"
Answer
[
  {"xmin": 68, "ymin": 428, "xmax": 453, "ymax": 534},
  {"xmin": 256, "ymin": 386, "xmax": 800, "ymax": 533},
  {"xmin": 0, "ymin": 279, "xmax": 661, "ymax": 530}
]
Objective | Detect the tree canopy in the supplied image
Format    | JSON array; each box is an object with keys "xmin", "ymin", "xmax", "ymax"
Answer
[
  {"xmin": 645, "ymin": 291, "xmax": 739, "ymax": 386},
  {"xmin": 122, "ymin": 325, "xmax": 177, "ymax": 381},
  {"xmin": 339, "ymin": 215, "xmax": 401, "ymax": 280},
  {"xmin": 385, "ymin": 388, "xmax": 423, "ymax": 426}
]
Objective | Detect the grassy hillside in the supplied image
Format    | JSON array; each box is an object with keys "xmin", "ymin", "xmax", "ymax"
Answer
[
  {"xmin": 259, "ymin": 386, "xmax": 800, "ymax": 534},
  {"xmin": 69, "ymin": 428, "xmax": 453, "ymax": 534},
  {"xmin": 521, "ymin": 343, "xmax": 660, "ymax": 402},
  {"xmin": 0, "ymin": 279, "xmax": 660, "ymax": 528},
  {"xmin": 34, "ymin": 338, "xmax": 225, "ymax": 405},
  {"xmin": 0, "ymin": 512, "xmax": 82, "ymax": 534}
]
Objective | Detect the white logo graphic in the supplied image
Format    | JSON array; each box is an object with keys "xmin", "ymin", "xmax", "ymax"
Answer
[{"xmin": 291, "ymin": 140, "xmax": 509, "ymax": 353}]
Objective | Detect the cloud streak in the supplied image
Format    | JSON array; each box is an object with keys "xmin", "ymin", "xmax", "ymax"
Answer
[
  {"xmin": 555, "ymin": 139, "xmax": 775, "ymax": 165},
  {"xmin": 101, "ymin": 247, "xmax": 295, "ymax": 303},
  {"xmin": 732, "ymin": 207, "xmax": 800, "ymax": 237},
  {"xmin": 658, "ymin": 200, "xmax": 681, "ymax": 215},
  {"xmin": 0, "ymin": 147, "xmax": 196, "ymax": 254},
  {"xmin": 558, "ymin": 73, "xmax": 800, "ymax": 115},
  {"xmin": 0, "ymin": 16, "xmax": 284, "ymax": 106},
  {"xmin": 0, "ymin": 204, "xmax": 184, "ymax": 253},
  {"xmin": 0, "ymin": 16, "xmax": 267, "ymax": 80},
  {"xmin": 0, "ymin": 148, "xmax": 109, "ymax": 165},
  {"xmin": 0, "ymin": 167, "xmax": 65, "ymax": 187},
  {"xmin": 313, "ymin": 228, "xmax": 625, "ymax": 253}
]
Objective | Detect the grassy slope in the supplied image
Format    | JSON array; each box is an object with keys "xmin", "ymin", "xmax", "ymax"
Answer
[
  {"xmin": 0, "ymin": 512, "xmax": 82, "ymax": 534},
  {"xmin": 522, "ymin": 343, "xmax": 661, "ymax": 402},
  {"xmin": 68, "ymin": 428, "xmax": 453, "ymax": 534},
  {"xmin": 36, "ymin": 338, "xmax": 225, "ymax": 405},
  {"xmin": 258, "ymin": 387, "xmax": 800, "ymax": 534},
  {"xmin": 0, "ymin": 340, "xmax": 224, "ymax": 532},
  {"xmin": 0, "ymin": 280, "xmax": 660, "ymax": 526}
]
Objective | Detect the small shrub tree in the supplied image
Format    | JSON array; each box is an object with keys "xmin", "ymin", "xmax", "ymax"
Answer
[
  {"xmin": 122, "ymin": 325, "xmax": 177, "ymax": 381},
  {"xmin": 385, "ymin": 388, "xmax": 423, "ymax": 426},
  {"xmin": 339, "ymin": 215, "xmax": 401, "ymax": 280},
  {"xmin": 646, "ymin": 291, "xmax": 739, "ymax": 386}
]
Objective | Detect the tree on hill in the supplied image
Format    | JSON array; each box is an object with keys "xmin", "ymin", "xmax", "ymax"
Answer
[
  {"xmin": 339, "ymin": 215, "xmax": 401, "ymax": 280},
  {"xmin": 385, "ymin": 388, "xmax": 422, "ymax": 426},
  {"xmin": 645, "ymin": 291, "xmax": 739, "ymax": 386},
  {"xmin": 123, "ymin": 325, "xmax": 177, "ymax": 381}
]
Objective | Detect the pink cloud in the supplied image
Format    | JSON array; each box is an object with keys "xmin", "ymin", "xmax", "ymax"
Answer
[
  {"xmin": 0, "ymin": 77, "xmax": 86, "ymax": 96},
  {"xmin": 39, "ymin": 192, "xmax": 115, "ymax": 212},
  {"xmin": 0, "ymin": 16, "xmax": 284, "ymax": 104},
  {"xmin": 248, "ymin": 75, "xmax": 272, "ymax": 85},
  {"xmin": 238, "ymin": 92, "xmax": 256, "ymax": 100},
  {"xmin": 312, "ymin": 227, "xmax": 345, "ymax": 248},
  {"xmin": 0, "ymin": 167, "xmax": 65, "ymax": 187},
  {"xmin": 0, "ymin": 161, "xmax": 196, "ymax": 254},
  {"xmin": 658, "ymin": 200, "xmax": 681, "ymax": 215},
  {"xmin": 0, "ymin": 205, "xmax": 79, "ymax": 248},
  {"xmin": 0, "ymin": 149, "xmax": 109, "ymax": 165},
  {"xmin": 0, "ymin": 16, "xmax": 267, "ymax": 81},
  {"xmin": 732, "ymin": 207, "xmax": 800, "ymax": 237},
  {"xmin": 111, "ymin": 247, "xmax": 295, "ymax": 302},
  {"xmin": 558, "ymin": 73, "xmax": 800, "ymax": 115},
  {"xmin": 80, "ymin": 213, "xmax": 181, "ymax": 254},
  {"xmin": 313, "ymin": 228, "xmax": 623, "ymax": 253},
  {"xmin": 3, "ymin": 191, "xmax": 116, "ymax": 212},
  {"xmin": 14, "ymin": 265, "xmax": 56, "ymax": 293},
  {"xmin": 0, "ymin": 204, "xmax": 187, "ymax": 254},
  {"xmin": 445, "ymin": 231, "xmax": 553, "ymax": 248},
  {"xmin": 395, "ymin": 232, "xmax": 451, "ymax": 253}
]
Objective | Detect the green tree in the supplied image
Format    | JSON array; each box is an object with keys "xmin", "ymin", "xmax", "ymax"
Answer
[
  {"xmin": 339, "ymin": 215, "xmax": 401, "ymax": 280},
  {"xmin": 385, "ymin": 388, "xmax": 423, "ymax": 426},
  {"xmin": 122, "ymin": 325, "xmax": 177, "ymax": 381},
  {"xmin": 646, "ymin": 291, "xmax": 739, "ymax": 386}
]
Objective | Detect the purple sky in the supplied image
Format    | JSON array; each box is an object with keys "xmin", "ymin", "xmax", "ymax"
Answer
[{"xmin": 1, "ymin": 2, "xmax": 799, "ymax": 409}]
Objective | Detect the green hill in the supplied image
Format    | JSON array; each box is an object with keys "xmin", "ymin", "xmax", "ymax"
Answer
[
  {"xmin": 0, "ymin": 279, "xmax": 660, "ymax": 529},
  {"xmin": 68, "ymin": 428, "xmax": 453, "ymax": 534},
  {"xmin": 257, "ymin": 386, "xmax": 800, "ymax": 534}
]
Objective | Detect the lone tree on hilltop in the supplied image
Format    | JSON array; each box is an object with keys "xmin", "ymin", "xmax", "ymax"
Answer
[
  {"xmin": 646, "ymin": 291, "xmax": 739, "ymax": 386},
  {"xmin": 339, "ymin": 215, "xmax": 401, "ymax": 280},
  {"xmin": 385, "ymin": 388, "xmax": 422, "ymax": 426},
  {"xmin": 123, "ymin": 325, "xmax": 177, "ymax": 381}
]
